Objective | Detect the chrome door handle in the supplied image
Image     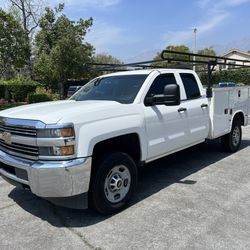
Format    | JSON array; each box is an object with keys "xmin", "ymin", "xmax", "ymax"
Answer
[
  {"xmin": 178, "ymin": 107, "xmax": 187, "ymax": 112},
  {"xmin": 201, "ymin": 104, "xmax": 208, "ymax": 108}
]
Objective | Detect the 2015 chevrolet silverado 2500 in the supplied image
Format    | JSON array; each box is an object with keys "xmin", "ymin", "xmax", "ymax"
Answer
[{"xmin": 0, "ymin": 68, "xmax": 250, "ymax": 214}]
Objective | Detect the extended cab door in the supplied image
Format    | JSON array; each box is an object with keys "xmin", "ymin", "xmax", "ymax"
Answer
[
  {"xmin": 177, "ymin": 73, "xmax": 210, "ymax": 144},
  {"xmin": 143, "ymin": 73, "xmax": 189, "ymax": 161}
]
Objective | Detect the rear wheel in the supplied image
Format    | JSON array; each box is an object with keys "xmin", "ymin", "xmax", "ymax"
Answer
[
  {"xmin": 90, "ymin": 152, "xmax": 137, "ymax": 214},
  {"xmin": 221, "ymin": 120, "xmax": 242, "ymax": 152}
]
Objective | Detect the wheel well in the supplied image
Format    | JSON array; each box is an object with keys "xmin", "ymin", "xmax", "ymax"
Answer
[
  {"xmin": 92, "ymin": 133, "xmax": 141, "ymax": 166},
  {"xmin": 233, "ymin": 112, "xmax": 244, "ymax": 125}
]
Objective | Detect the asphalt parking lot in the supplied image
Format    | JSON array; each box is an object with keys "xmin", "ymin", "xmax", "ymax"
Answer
[{"xmin": 1, "ymin": 127, "xmax": 250, "ymax": 250}]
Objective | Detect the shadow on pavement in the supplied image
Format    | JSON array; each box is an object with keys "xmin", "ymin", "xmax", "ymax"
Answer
[{"xmin": 8, "ymin": 138, "xmax": 250, "ymax": 227}]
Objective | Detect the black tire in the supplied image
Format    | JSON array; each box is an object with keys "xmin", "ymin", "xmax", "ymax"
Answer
[
  {"xmin": 221, "ymin": 120, "xmax": 242, "ymax": 152},
  {"xmin": 90, "ymin": 152, "xmax": 138, "ymax": 215}
]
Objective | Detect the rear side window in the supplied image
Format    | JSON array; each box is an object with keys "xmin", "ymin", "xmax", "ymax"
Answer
[
  {"xmin": 147, "ymin": 73, "xmax": 177, "ymax": 96},
  {"xmin": 180, "ymin": 73, "xmax": 201, "ymax": 99}
]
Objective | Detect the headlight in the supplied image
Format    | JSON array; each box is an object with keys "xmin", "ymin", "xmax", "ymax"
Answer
[
  {"xmin": 37, "ymin": 127, "xmax": 74, "ymax": 138},
  {"xmin": 37, "ymin": 125, "xmax": 75, "ymax": 158}
]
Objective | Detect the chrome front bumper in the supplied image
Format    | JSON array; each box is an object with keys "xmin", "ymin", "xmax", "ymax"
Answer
[{"xmin": 0, "ymin": 149, "xmax": 92, "ymax": 198}]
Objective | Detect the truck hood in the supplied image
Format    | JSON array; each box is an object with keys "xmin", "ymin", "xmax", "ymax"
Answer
[{"xmin": 0, "ymin": 100, "xmax": 127, "ymax": 124}]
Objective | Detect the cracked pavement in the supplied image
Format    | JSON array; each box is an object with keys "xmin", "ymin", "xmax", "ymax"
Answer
[{"xmin": 1, "ymin": 127, "xmax": 250, "ymax": 250}]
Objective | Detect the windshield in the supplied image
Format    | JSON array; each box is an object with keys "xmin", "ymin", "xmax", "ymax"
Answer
[{"xmin": 70, "ymin": 74, "xmax": 148, "ymax": 104}]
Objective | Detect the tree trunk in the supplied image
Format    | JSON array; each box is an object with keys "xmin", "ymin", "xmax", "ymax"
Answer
[
  {"xmin": 60, "ymin": 81, "xmax": 65, "ymax": 99},
  {"xmin": 26, "ymin": 34, "xmax": 33, "ymax": 79},
  {"xmin": 4, "ymin": 88, "xmax": 10, "ymax": 101}
]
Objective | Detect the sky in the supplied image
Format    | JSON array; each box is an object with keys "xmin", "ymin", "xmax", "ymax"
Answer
[{"xmin": 2, "ymin": 0, "xmax": 250, "ymax": 62}]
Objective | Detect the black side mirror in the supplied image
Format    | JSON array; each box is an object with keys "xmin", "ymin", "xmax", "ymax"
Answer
[
  {"xmin": 164, "ymin": 84, "xmax": 180, "ymax": 106},
  {"xmin": 145, "ymin": 84, "xmax": 180, "ymax": 106}
]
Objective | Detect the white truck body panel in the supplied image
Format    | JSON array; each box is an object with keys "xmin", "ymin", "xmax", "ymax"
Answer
[
  {"xmin": 144, "ymin": 103, "xmax": 190, "ymax": 160},
  {"xmin": 208, "ymin": 86, "xmax": 250, "ymax": 139}
]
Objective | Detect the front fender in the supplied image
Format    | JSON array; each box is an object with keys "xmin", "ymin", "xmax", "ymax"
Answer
[{"xmin": 76, "ymin": 114, "xmax": 147, "ymax": 161}]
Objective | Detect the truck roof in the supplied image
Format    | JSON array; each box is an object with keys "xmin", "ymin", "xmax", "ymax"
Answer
[{"xmin": 102, "ymin": 68, "xmax": 195, "ymax": 77}]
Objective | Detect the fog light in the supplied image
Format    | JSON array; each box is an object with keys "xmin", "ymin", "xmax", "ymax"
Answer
[{"xmin": 59, "ymin": 145, "xmax": 74, "ymax": 156}]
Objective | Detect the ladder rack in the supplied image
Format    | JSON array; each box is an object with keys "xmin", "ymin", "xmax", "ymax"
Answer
[{"xmin": 86, "ymin": 50, "xmax": 250, "ymax": 98}]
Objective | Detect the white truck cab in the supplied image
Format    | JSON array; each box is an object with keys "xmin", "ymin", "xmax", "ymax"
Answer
[{"xmin": 0, "ymin": 68, "xmax": 249, "ymax": 214}]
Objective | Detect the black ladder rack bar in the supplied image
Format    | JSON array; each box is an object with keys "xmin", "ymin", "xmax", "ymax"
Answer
[
  {"xmin": 161, "ymin": 50, "xmax": 250, "ymax": 64},
  {"xmin": 160, "ymin": 50, "xmax": 250, "ymax": 98}
]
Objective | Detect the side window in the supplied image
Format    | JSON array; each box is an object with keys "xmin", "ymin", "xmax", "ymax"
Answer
[
  {"xmin": 180, "ymin": 73, "xmax": 201, "ymax": 99},
  {"xmin": 147, "ymin": 74, "xmax": 177, "ymax": 96}
]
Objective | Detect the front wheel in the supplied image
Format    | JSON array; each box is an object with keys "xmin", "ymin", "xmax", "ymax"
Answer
[
  {"xmin": 221, "ymin": 120, "xmax": 242, "ymax": 152},
  {"xmin": 90, "ymin": 152, "xmax": 138, "ymax": 214}
]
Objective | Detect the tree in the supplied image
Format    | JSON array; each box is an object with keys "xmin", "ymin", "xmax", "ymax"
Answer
[
  {"xmin": 196, "ymin": 47, "xmax": 216, "ymax": 72},
  {"xmin": 34, "ymin": 4, "xmax": 94, "ymax": 97},
  {"xmin": 151, "ymin": 45, "xmax": 191, "ymax": 68},
  {"xmin": 200, "ymin": 68, "xmax": 250, "ymax": 86},
  {"xmin": 9, "ymin": 0, "xmax": 45, "ymax": 76},
  {"xmin": 94, "ymin": 53, "xmax": 122, "ymax": 65},
  {"xmin": 90, "ymin": 53, "xmax": 123, "ymax": 76},
  {"xmin": 0, "ymin": 8, "xmax": 29, "ymax": 79},
  {"xmin": 9, "ymin": 0, "xmax": 42, "ymax": 35},
  {"xmin": 197, "ymin": 47, "xmax": 216, "ymax": 57}
]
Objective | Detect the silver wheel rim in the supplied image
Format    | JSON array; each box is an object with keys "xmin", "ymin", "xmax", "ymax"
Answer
[
  {"xmin": 104, "ymin": 165, "xmax": 131, "ymax": 203},
  {"xmin": 232, "ymin": 126, "xmax": 240, "ymax": 147}
]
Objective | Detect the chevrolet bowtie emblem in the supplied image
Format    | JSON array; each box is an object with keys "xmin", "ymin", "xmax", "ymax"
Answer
[{"xmin": 2, "ymin": 132, "xmax": 12, "ymax": 144}]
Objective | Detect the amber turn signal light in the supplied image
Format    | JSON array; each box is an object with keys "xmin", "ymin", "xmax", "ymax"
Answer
[{"xmin": 60, "ymin": 145, "xmax": 74, "ymax": 156}]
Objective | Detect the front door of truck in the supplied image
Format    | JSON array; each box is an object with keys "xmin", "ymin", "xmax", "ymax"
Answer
[{"xmin": 144, "ymin": 73, "xmax": 189, "ymax": 161}]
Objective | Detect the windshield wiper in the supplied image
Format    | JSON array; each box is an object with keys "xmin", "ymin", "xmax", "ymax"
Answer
[{"xmin": 94, "ymin": 77, "xmax": 104, "ymax": 86}]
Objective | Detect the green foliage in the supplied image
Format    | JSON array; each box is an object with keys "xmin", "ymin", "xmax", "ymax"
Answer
[
  {"xmin": 199, "ymin": 69, "xmax": 250, "ymax": 86},
  {"xmin": 0, "ymin": 8, "xmax": 29, "ymax": 79},
  {"xmin": 90, "ymin": 53, "xmax": 123, "ymax": 76},
  {"xmin": 197, "ymin": 47, "xmax": 216, "ymax": 57},
  {"xmin": 27, "ymin": 93, "xmax": 52, "ymax": 103},
  {"xmin": 152, "ymin": 45, "xmax": 191, "ymax": 67},
  {"xmin": 34, "ymin": 4, "xmax": 94, "ymax": 96},
  {"xmin": 0, "ymin": 78, "xmax": 38, "ymax": 102},
  {"xmin": 27, "ymin": 86, "xmax": 59, "ymax": 103},
  {"xmin": 93, "ymin": 53, "xmax": 122, "ymax": 65},
  {"xmin": 6, "ymin": 79, "xmax": 38, "ymax": 102},
  {"xmin": 196, "ymin": 47, "xmax": 216, "ymax": 72},
  {"xmin": 35, "ymin": 86, "xmax": 60, "ymax": 100}
]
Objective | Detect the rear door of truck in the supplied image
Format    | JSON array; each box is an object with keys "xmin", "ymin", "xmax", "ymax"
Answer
[{"xmin": 176, "ymin": 72, "xmax": 210, "ymax": 145}]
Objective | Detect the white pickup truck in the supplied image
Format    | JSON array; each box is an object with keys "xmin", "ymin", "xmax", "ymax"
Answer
[{"xmin": 0, "ymin": 69, "xmax": 249, "ymax": 214}]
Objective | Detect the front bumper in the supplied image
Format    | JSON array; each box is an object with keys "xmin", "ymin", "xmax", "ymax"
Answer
[{"xmin": 0, "ymin": 149, "xmax": 92, "ymax": 199}]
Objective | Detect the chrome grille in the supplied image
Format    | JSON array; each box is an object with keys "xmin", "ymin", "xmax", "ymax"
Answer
[
  {"xmin": 0, "ymin": 117, "xmax": 42, "ymax": 160},
  {"xmin": 0, "ymin": 139, "xmax": 39, "ymax": 159},
  {"xmin": 0, "ymin": 124, "xmax": 37, "ymax": 137}
]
